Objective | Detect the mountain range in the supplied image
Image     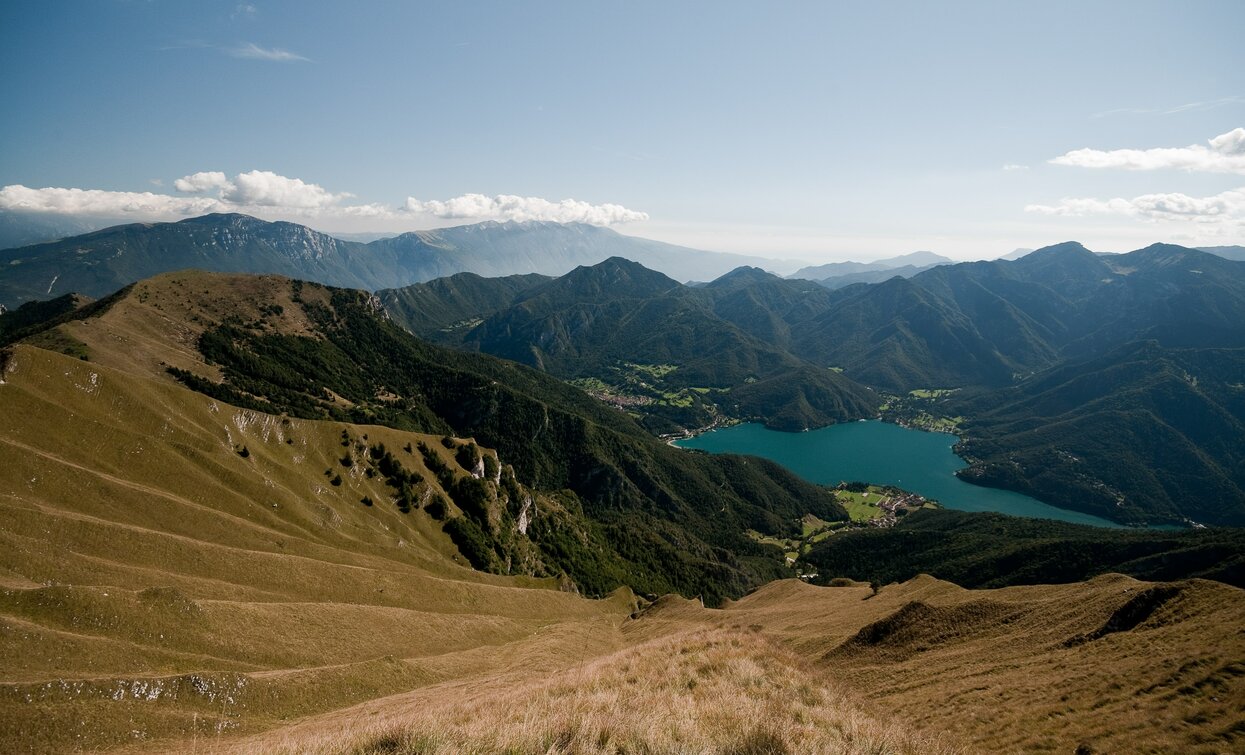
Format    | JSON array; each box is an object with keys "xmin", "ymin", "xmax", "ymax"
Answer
[
  {"xmin": 1, "ymin": 311, "xmax": 1242, "ymax": 752},
  {"xmin": 3, "ymin": 214, "xmax": 1245, "ymax": 527},
  {"xmin": 3, "ymin": 222, "xmax": 1244, "ymax": 751},
  {"xmin": 0, "ymin": 213, "xmax": 784, "ymax": 307},
  {"xmin": 377, "ymin": 242, "xmax": 1245, "ymax": 526},
  {"xmin": 382, "ymin": 258, "xmax": 880, "ymax": 435},
  {"xmin": 789, "ymin": 250, "xmax": 956, "ymax": 288},
  {"xmin": 0, "ymin": 209, "xmax": 125, "ymax": 250}
]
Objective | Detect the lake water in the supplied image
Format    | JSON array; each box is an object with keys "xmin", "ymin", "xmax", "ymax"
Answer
[{"xmin": 675, "ymin": 420, "xmax": 1124, "ymax": 528}]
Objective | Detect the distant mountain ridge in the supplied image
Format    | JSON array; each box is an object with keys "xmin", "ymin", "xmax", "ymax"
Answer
[
  {"xmin": 382, "ymin": 257, "xmax": 880, "ymax": 434},
  {"xmin": 0, "ymin": 214, "xmax": 383, "ymax": 304},
  {"xmin": 1197, "ymin": 245, "xmax": 1245, "ymax": 261},
  {"xmin": 0, "ymin": 209, "xmax": 126, "ymax": 250},
  {"xmin": 381, "ymin": 241, "xmax": 1245, "ymax": 399},
  {"xmin": 789, "ymin": 245, "xmax": 1245, "ymax": 286},
  {"xmin": 787, "ymin": 241, "xmax": 1245, "ymax": 389},
  {"xmin": 380, "ymin": 243, "xmax": 1245, "ymax": 525},
  {"xmin": 0, "ymin": 213, "xmax": 783, "ymax": 307},
  {"xmin": 6, "ymin": 216, "xmax": 1243, "ymax": 526},
  {"xmin": 789, "ymin": 250, "xmax": 954, "ymax": 282}
]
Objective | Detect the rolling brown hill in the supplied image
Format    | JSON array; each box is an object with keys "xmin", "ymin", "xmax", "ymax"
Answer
[
  {"xmin": 1, "ymin": 273, "xmax": 1242, "ymax": 753},
  {"xmin": 0, "ymin": 344, "xmax": 934, "ymax": 754},
  {"xmin": 239, "ymin": 572, "xmax": 1245, "ymax": 754},
  {"xmin": 16, "ymin": 269, "xmax": 856, "ymax": 604}
]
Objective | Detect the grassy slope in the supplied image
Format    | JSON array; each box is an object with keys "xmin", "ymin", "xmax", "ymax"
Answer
[
  {"xmin": 232, "ymin": 574, "xmax": 1245, "ymax": 755},
  {"xmin": 0, "ymin": 345, "xmax": 933, "ymax": 754},
  {"xmin": 722, "ymin": 576, "xmax": 1245, "ymax": 754},
  {"xmin": 255, "ymin": 628, "xmax": 956, "ymax": 755},
  {"xmin": 0, "ymin": 345, "xmax": 633, "ymax": 751},
  {"xmin": 44, "ymin": 270, "xmax": 849, "ymax": 604},
  {"xmin": 1, "ymin": 287, "xmax": 1241, "ymax": 752}
]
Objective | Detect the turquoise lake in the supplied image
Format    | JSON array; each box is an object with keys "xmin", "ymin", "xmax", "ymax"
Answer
[{"xmin": 675, "ymin": 420, "xmax": 1123, "ymax": 528}]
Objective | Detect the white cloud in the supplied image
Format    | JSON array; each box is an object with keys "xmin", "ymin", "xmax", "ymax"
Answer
[
  {"xmin": 229, "ymin": 43, "xmax": 308, "ymax": 62},
  {"xmin": 0, "ymin": 173, "xmax": 648, "ymax": 229},
  {"xmin": 403, "ymin": 193, "xmax": 649, "ymax": 225},
  {"xmin": 172, "ymin": 170, "xmax": 342, "ymax": 208},
  {"xmin": 221, "ymin": 170, "xmax": 345, "ymax": 208},
  {"xmin": 1, "ymin": 170, "xmax": 346, "ymax": 220},
  {"xmin": 1026, "ymin": 186, "xmax": 1245, "ymax": 228},
  {"xmin": 0, "ymin": 185, "xmax": 223, "ymax": 218},
  {"xmin": 1049, "ymin": 128, "xmax": 1245, "ymax": 174},
  {"xmin": 1002, "ymin": 164, "xmax": 1029, "ymax": 171},
  {"xmin": 174, "ymin": 171, "xmax": 231, "ymax": 193}
]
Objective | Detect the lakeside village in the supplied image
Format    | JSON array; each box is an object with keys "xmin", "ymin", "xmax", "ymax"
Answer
[
  {"xmin": 567, "ymin": 368, "xmax": 944, "ymax": 576},
  {"xmin": 748, "ymin": 481, "xmax": 940, "ymax": 580},
  {"xmin": 570, "ymin": 365, "xmax": 968, "ymax": 444}
]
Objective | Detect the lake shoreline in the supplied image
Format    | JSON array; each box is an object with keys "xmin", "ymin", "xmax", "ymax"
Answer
[{"xmin": 674, "ymin": 420, "xmax": 1134, "ymax": 529}]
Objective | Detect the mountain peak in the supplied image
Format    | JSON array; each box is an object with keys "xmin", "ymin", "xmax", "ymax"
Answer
[
  {"xmin": 706, "ymin": 265, "xmax": 782, "ymax": 289},
  {"xmin": 1113, "ymin": 242, "xmax": 1236, "ymax": 274},
  {"xmin": 519, "ymin": 256, "xmax": 681, "ymax": 306},
  {"xmin": 1009, "ymin": 241, "xmax": 1114, "ymax": 292},
  {"xmin": 175, "ymin": 212, "xmax": 266, "ymax": 227},
  {"xmin": 1011, "ymin": 241, "xmax": 1103, "ymax": 269},
  {"xmin": 1133, "ymin": 242, "xmax": 1197, "ymax": 256},
  {"xmin": 874, "ymin": 250, "xmax": 953, "ymax": 268},
  {"xmin": 577, "ymin": 255, "xmax": 680, "ymax": 286},
  {"xmin": 1023, "ymin": 241, "xmax": 1093, "ymax": 258}
]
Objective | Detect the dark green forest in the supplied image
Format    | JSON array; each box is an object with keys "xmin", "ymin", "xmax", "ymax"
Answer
[
  {"xmin": 805, "ymin": 508, "xmax": 1245, "ymax": 589},
  {"xmin": 164, "ymin": 282, "xmax": 847, "ymax": 604}
]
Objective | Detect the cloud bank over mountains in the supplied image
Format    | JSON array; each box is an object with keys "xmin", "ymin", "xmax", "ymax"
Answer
[
  {"xmin": 1029, "ymin": 128, "xmax": 1245, "ymax": 238},
  {"xmin": 1027, "ymin": 187, "xmax": 1244, "ymax": 225},
  {"xmin": 404, "ymin": 194, "xmax": 648, "ymax": 225},
  {"xmin": 1050, "ymin": 128, "xmax": 1245, "ymax": 175},
  {"xmin": 0, "ymin": 171, "xmax": 648, "ymax": 229}
]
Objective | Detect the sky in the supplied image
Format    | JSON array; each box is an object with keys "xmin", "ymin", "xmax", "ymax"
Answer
[{"xmin": 1, "ymin": 1, "xmax": 1243, "ymax": 262}]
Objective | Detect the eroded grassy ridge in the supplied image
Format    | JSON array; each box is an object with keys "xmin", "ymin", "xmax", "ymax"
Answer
[
  {"xmin": 107, "ymin": 272, "xmax": 849, "ymax": 603},
  {"xmin": 0, "ymin": 344, "xmax": 637, "ymax": 752},
  {"xmin": 272, "ymin": 630, "xmax": 956, "ymax": 755}
]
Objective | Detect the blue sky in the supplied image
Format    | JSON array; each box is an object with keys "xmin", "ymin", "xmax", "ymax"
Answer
[{"xmin": 1, "ymin": 1, "xmax": 1242, "ymax": 261}]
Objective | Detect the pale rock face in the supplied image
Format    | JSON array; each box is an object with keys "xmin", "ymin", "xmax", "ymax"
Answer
[
  {"xmin": 365, "ymin": 293, "xmax": 388, "ymax": 318},
  {"xmin": 471, "ymin": 457, "xmax": 485, "ymax": 480},
  {"xmin": 517, "ymin": 494, "xmax": 534, "ymax": 535}
]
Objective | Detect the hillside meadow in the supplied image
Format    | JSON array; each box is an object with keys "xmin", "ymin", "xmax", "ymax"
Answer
[{"xmin": 1, "ymin": 344, "xmax": 1242, "ymax": 753}]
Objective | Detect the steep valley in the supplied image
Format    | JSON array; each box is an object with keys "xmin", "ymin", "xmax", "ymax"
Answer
[
  {"xmin": 7, "ymin": 216, "xmax": 1245, "ymax": 526},
  {"xmin": 1, "ymin": 325, "xmax": 1242, "ymax": 752},
  {"xmin": 5, "ymin": 5, "xmax": 1244, "ymax": 751},
  {"xmin": 2, "ymin": 262, "xmax": 1244, "ymax": 752}
]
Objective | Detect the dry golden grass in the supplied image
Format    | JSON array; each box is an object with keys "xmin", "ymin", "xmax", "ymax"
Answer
[
  {"xmin": 2, "ymin": 272, "xmax": 1243, "ymax": 754},
  {"xmin": 252, "ymin": 629, "xmax": 956, "ymax": 755},
  {"xmin": 0, "ymin": 345, "xmax": 631, "ymax": 752},
  {"xmin": 56, "ymin": 271, "xmax": 328, "ymax": 383},
  {"xmin": 716, "ymin": 577, "xmax": 1245, "ymax": 754}
]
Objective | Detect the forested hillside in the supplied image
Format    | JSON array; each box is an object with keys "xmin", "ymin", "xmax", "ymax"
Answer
[{"xmin": 11, "ymin": 270, "xmax": 849, "ymax": 604}]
